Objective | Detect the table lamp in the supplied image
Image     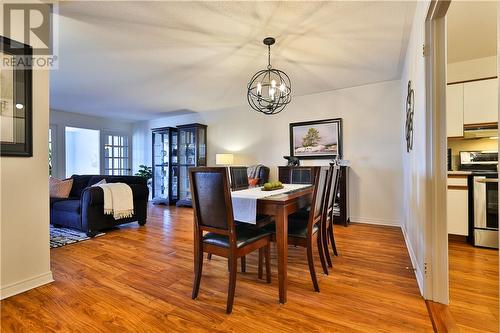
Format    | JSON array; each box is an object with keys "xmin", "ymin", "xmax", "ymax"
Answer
[{"xmin": 216, "ymin": 153, "xmax": 234, "ymax": 166}]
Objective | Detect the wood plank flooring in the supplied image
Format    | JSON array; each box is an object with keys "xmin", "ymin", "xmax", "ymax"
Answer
[
  {"xmin": 1, "ymin": 204, "xmax": 433, "ymax": 332},
  {"xmin": 448, "ymin": 238, "xmax": 499, "ymax": 333}
]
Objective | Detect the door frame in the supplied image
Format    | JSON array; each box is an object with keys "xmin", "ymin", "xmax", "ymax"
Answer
[{"xmin": 425, "ymin": 0, "xmax": 450, "ymax": 304}]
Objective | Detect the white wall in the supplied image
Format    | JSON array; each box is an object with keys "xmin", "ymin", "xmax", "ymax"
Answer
[
  {"xmin": 0, "ymin": 4, "xmax": 53, "ymax": 298},
  {"xmin": 50, "ymin": 110, "xmax": 133, "ymax": 179},
  {"xmin": 400, "ymin": 0, "xmax": 431, "ymax": 296},
  {"xmin": 447, "ymin": 56, "xmax": 497, "ymax": 83},
  {"xmin": 133, "ymin": 80, "xmax": 404, "ymax": 226}
]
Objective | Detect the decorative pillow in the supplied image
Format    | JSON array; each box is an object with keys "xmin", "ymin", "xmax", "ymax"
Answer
[
  {"xmin": 248, "ymin": 178, "xmax": 260, "ymax": 186},
  {"xmin": 91, "ymin": 179, "xmax": 107, "ymax": 187},
  {"xmin": 49, "ymin": 177, "xmax": 73, "ymax": 198}
]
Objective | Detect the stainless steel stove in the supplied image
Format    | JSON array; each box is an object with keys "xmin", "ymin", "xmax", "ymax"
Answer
[{"xmin": 460, "ymin": 151, "xmax": 499, "ymax": 249}]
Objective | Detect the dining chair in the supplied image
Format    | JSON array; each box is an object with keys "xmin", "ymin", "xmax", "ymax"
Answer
[
  {"xmin": 263, "ymin": 166, "xmax": 330, "ymax": 291},
  {"xmin": 189, "ymin": 167, "xmax": 272, "ymax": 314},
  {"xmin": 322, "ymin": 163, "xmax": 341, "ymax": 268},
  {"xmin": 229, "ymin": 166, "xmax": 249, "ymax": 190},
  {"xmin": 208, "ymin": 165, "xmax": 272, "ymax": 263}
]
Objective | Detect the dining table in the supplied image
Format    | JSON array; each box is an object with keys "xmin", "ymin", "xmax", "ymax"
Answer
[{"xmin": 231, "ymin": 184, "xmax": 313, "ymax": 304}]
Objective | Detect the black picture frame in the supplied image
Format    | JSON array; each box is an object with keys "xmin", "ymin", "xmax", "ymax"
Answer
[
  {"xmin": 289, "ymin": 118, "xmax": 343, "ymax": 160},
  {"xmin": 0, "ymin": 36, "xmax": 33, "ymax": 157}
]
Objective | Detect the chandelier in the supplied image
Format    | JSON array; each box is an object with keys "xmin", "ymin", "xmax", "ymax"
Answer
[{"xmin": 247, "ymin": 37, "xmax": 291, "ymax": 115}]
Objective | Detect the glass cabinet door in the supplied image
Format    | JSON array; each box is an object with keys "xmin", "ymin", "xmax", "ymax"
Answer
[
  {"xmin": 152, "ymin": 132, "xmax": 169, "ymax": 204},
  {"xmin": 170, "ymin": 131, "xmax": 178, "ymax": 201},
  {"xmin": 198, "ymin": 127, "xmax": 206, "ymax": 165}
]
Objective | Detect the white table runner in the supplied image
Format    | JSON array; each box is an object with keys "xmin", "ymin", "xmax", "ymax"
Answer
[{"xmin": 231, "ymin": 184, "xmax": 311, "ymax": 224}]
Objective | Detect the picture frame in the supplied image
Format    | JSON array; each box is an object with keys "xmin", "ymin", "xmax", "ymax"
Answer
[
  {"xmin": 289, "ymin": 118, "xmax": 343, "ymax": 160},
  {"xmin": 1, "ymin": 36, "xmax": 33, "ymax": 157}
]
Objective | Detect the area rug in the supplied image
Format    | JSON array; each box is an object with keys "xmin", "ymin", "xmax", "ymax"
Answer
[{"xmin": 50, "ymin": 225, "xmax": 104, "ymax": 248}]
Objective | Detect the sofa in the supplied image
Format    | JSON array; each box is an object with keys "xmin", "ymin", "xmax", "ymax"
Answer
[{"xmin": 50, "ymin": 175, "xmax": 149, "ymax": 237}]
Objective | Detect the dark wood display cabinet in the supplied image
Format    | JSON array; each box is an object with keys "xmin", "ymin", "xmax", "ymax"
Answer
[
  {"xmin": 151, "ymin": 127, "xmax": 178, "ymax": 205},
  {"xmin": 176, "ymin": 123, "xmax": 207, "ymax": 207}
]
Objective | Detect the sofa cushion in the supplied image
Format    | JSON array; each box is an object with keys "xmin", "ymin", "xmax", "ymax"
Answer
[
  {"xmin": 52, "ymin": 199, "xmax": 81, "ymax": 214},
  {"xmin": 69, "ymin": 175, "xmax": 93, "ymax": 198},
  {"xmin": 49, "ymin": 177, "xmax": 73, "ymax": 198}
]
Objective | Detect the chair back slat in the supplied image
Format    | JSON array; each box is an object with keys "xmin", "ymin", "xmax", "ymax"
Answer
[
  {"xmin": 189, "ymin": 167, "xmax": 235, "ymax": 233},
  {"xmin": 230, "ymin": 166, "xmax": 249, "ymax": 190},
  {"xmin": 312, "ymin": 167, "xmax": 329, "ymax": 222},
  {"xmin": 326, "ymin": 164, "xmax": 340, "ymax": 213}
]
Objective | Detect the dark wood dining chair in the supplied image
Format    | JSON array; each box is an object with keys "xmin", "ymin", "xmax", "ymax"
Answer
[
  {"xmin": 189, "ymin": 167, "xmax": 272, "ymax": 314},
  {"xmin": 322, "ymin": 164, "xmax": 340, "ymax": 268},
  {"xmin": 263, "ymin": 167, "xmax": 330, "ymax": 291},
  {"xmin": 229, "ymin": 166, "xmax": 249, "ymax": 190}
]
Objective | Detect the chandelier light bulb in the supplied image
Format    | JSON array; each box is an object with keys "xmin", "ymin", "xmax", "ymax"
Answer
[
  {"xmin": 271, "ymin": 80, "xmax": 276, "ymax": 88},
  {"xmin": 269, "ymin": 87, "xmax": 275, "ymax": 101},
  {"xmin": 279, "ymin": 83, "xmax": 286, "ymax": 93},
  {"xmin": 257, "ymin": 82, "xmax": 262, "ymax": 96}
]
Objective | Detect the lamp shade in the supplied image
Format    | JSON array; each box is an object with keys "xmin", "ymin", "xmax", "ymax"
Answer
[{"xmin": 215, "ymin": 153, "xmax": 234, "ymax": 165}]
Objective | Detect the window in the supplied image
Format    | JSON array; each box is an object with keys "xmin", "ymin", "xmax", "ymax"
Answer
[
  {"xmin": 65, "ymin": 127, "xmax": 100, "ymax": 177},
  {"xmin": 104, "ymin": 134, "xmax": 130, "ymax": 175},
  {"xmin": 49, "ymin": 127, "xmax": 53, "ymax": 176},
  {"xmin": 49, "ymin": 125, "xmax": 58, "ymax": 177}
]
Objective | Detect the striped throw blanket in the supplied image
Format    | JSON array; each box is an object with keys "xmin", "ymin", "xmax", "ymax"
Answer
[{"xmin": 247, "ymin": 164, "xmax": 264, "ymax": 179}]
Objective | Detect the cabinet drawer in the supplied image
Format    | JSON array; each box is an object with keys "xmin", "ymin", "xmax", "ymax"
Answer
[{"xmin": 447, "ymin": 176, "xmax": 468, "ymax": 187}]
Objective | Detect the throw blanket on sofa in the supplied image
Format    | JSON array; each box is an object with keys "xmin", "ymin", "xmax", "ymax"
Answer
[
  {"xmin": 97, "ymin": 183, "xmax": 134, "ymax": 220},
  {"xmin": 247, "ymin": 164, "xmax": 264, "ymax": 179}
]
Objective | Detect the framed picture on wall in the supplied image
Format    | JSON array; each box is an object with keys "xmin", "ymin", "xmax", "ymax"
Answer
[
  {"xmin": 289, "ymin": 118, "xmax": 343, "ymax": 159},
  {"xmin": 0, "ymin": 36, "xmax": 33, "ymax": 157}
]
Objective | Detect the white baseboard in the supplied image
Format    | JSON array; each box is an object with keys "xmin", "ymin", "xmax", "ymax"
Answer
[
  {"xmin": 350, "ymin": 216, "xmax": 401, "ymax": 227},
  {"xmin": 401, "ymin": 224, "xmax": 424, "ymax": 296},
  {"xmin": 0, "ymin": 271, "xmax": 54, "ymax": 300}
]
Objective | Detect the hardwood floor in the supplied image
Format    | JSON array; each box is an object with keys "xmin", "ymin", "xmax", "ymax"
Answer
[
  {"xmin": 448, "ymin": 238, "xmax": 499, "ymax": 333},
  {"xmin": 1, "ymin": 204, "xmax": 433, "ymax": 332}
]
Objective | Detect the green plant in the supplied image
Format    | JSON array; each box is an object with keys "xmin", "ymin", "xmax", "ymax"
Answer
[
  {"xmin": 135, "ymin": 165, "xmax": 152, "ymax": 180},
  {"xmin": 302, "ymin": 127, "xmax": 321, "ymax": 147}
]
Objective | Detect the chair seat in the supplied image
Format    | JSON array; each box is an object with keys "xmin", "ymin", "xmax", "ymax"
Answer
[
  {"xmin": 263, "ymin": 216, "xmax": 318, "ymax": 238},
  {"xmin": 203, "ymin": 222, "xmax": 272, "ymax": 249}
]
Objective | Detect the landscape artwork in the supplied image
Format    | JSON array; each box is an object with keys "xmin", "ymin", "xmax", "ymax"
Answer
[{"xmin": 289, "ymin": 118, "xmax": 342, "ymax": 159}]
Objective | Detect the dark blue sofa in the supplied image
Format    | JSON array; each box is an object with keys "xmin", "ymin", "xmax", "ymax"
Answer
[{"xmin": 50, "ymin": 175, "xmax": 149, "ymax": 237}]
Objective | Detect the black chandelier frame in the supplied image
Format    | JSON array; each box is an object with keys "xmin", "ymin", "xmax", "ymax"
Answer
[{"xmin": 247, "ymin": 37, "xmax": 292, "ymax": 115}]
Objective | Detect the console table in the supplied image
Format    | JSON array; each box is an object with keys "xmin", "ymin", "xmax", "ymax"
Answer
[{"xmin": 278, "ymin": 166, "xmax": 350, "ymax": 226}]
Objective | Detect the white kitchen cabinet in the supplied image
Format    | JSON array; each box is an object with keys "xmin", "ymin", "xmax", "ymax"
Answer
[
  {"xmin": 463, "ymin": 78, "xmax": 498, "ymax": 125},
  {"xmin": 446, "ymin": 84, "xmax": 464, "ymax": 137},
  {"xmin": 447, "ymin": 176, "xmax": 469, "ymax": 236}
]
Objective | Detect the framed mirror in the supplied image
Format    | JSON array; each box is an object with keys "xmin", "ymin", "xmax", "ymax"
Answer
[{"xmin": 1, "ymin": 36, "xmax": 33, "ymax": 157}]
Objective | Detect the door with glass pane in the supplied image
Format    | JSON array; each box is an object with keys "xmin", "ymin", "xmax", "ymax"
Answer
[{"xmin": 104, "ymin": 134, "xmax": 131, "ymax": 175}]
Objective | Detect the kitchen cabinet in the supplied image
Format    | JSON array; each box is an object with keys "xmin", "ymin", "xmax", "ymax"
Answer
[
  {"xmin": 463, "ymin": 78, "xmax": 498, "ymax": 125},
  {"xmin": 447, "ymin": 175, "xmax": 469, "ymax": 236},
  {"xmin": 446, "ymin": 84, "xmax": 464, "ymax": 137}
]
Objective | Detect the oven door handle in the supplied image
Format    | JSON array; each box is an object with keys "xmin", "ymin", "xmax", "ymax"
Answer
[{"xmin": 475, "ymin": 178, "xmax": 499, "ymax": 183}]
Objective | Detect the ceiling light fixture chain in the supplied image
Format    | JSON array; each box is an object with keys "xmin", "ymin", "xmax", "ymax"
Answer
[{"xmin": 247, "ymin": 37, "xmax": 291, "ymax": 115}]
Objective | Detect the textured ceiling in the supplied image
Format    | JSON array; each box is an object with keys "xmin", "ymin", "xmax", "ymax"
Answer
[
  {"xmin": 447, "ymin": 1, "xmax": 497, "ymax": 64},
  {"xmin": 51, "ymin": 1, "xmax": 416, "ymax": 120}
]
